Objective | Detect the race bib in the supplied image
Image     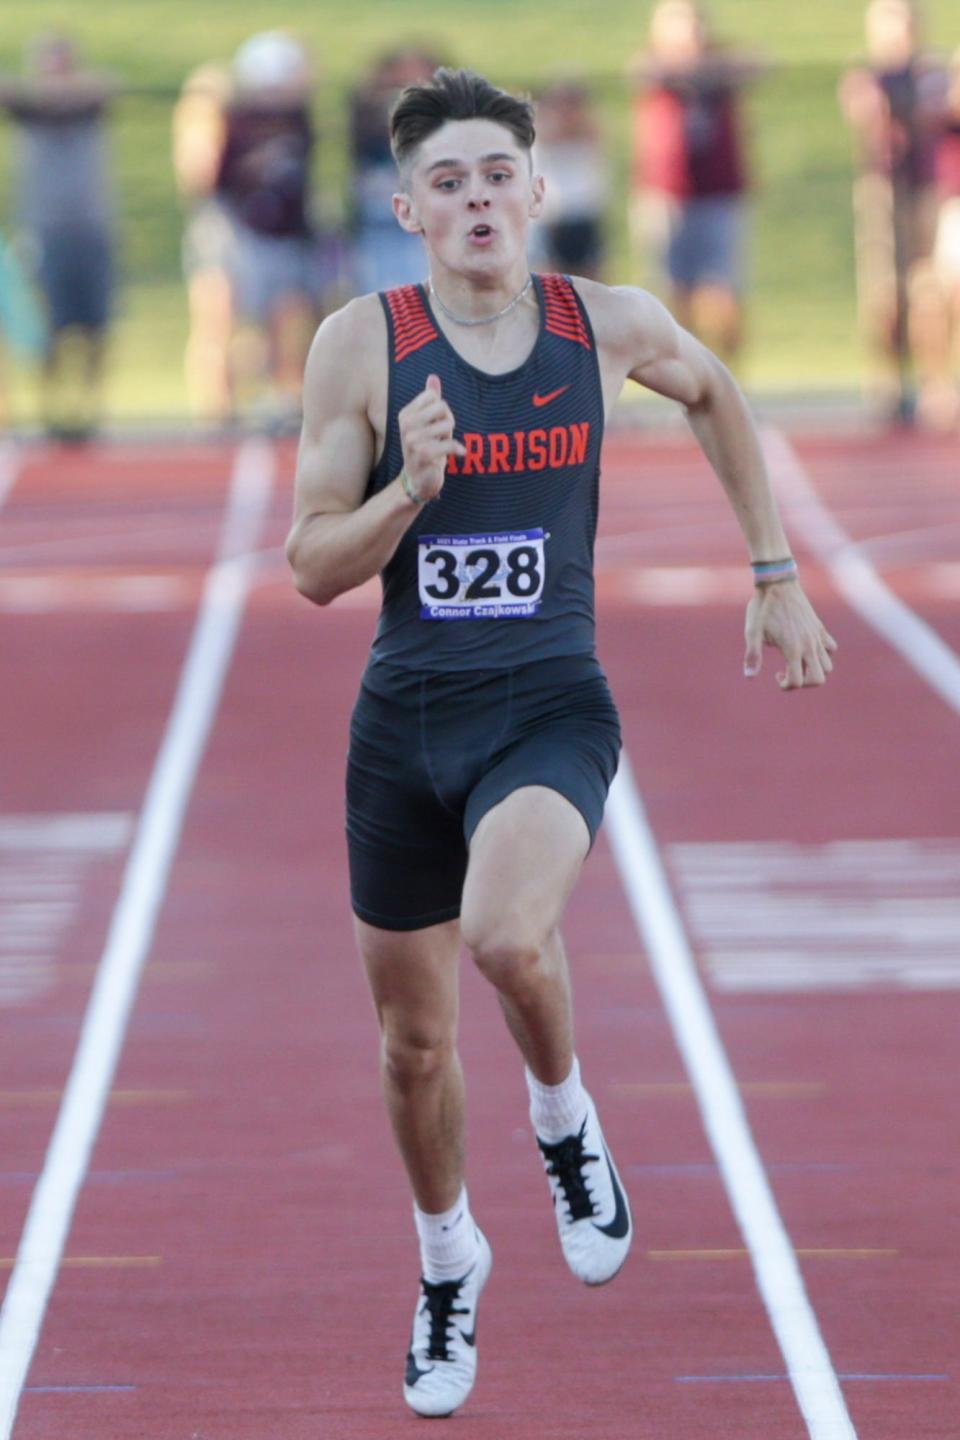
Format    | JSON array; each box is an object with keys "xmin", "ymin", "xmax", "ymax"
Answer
[{"xmin": 417, "ymin": 528, "xmax": 546, "ymax": 620}]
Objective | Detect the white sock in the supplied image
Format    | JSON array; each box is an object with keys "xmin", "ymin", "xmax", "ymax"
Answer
[
  {"xmin": 526, "ymin": 1056, "xmax": 587, "ymax": 1143},
  {"xmin": 414, "ymin": 1186, "xmax": 480, "ymax": 1283}
]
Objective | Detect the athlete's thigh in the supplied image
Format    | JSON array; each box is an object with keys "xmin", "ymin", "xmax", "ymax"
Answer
[
  {"xmin": 459, "ymin": 785, "xmax": 589, "ymax": 950},
  {"xmin": 347, "ymin": 679, "xmax": 468, "ymax": 933},
  {"xmin": 356, "ymin": 917, "xmax": 462, "ymax": 1044}
]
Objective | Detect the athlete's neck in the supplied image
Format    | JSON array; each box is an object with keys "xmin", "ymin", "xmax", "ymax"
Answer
[
  {"xmin": 426, "ymin": 269, "xmax": 535, "ymax": 327},
  {"xmin": 426, "ymin": 273, "xmax": 540, "ymax": 376}
]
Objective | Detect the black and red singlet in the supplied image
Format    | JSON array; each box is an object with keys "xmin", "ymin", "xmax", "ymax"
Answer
[{"xmin": 366, "ymin": 273, "xmax": 606, "ymax": 675}]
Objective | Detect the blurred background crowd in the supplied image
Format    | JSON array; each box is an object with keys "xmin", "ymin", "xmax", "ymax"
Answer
[{"xmin": 0, "ymin": 0, "xmax": 959, "ymax": 439}]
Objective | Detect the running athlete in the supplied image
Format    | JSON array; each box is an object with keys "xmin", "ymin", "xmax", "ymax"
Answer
[{"xmin": 286, "ymin": 68, "xmax": 837, "ymax": 1419}]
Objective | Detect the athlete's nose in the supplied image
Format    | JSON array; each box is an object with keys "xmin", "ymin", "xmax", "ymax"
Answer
[{"xmin": 466, "ymin": 191, "xmax": 491, "ymax": 209}]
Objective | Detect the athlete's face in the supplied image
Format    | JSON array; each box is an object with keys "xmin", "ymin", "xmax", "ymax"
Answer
[{"xmin": 394, "ymin": 119, "xmax": 544, "ymax": 283}]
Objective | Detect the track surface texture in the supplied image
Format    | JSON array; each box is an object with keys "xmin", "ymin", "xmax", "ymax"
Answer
[{"xmin": 0, "ymin": 426, "xmax": 957, "ymax": 1439}]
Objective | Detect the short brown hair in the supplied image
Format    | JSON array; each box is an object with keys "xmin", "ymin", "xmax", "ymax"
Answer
[{"xmin": 390, "ymin": 67, "xmax": 535, "ymax": 172}]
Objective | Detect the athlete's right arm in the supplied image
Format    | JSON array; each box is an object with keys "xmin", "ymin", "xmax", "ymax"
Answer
[{"xmin": 285, "ymin": 300, "xmax": 464, "ymax": 607}]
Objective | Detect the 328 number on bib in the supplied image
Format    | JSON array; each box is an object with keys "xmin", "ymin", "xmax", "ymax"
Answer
[{"xmin": 417, "ymin": 529, "xmax": 546, "ymax": 619}]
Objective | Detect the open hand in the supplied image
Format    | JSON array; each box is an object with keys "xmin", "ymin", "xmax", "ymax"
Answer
[
  {"xmin": 398, "ymin": 374, "xmax": 466, "ymax": 503},
  {"xmin": 743, "ymin": 582, "xmax": 838, "ymax": 690}
]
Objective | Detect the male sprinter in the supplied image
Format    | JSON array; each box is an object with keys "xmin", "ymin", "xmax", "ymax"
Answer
[{"xmin": 286, "ymin": 68, "xmax": 837, "ymax": 1419}]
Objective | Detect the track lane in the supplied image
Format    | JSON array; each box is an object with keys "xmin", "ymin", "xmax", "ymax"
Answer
[
  {"xmin": 3, "ymin": 430, "xmax": 957, "ymax": 1437},
  {"xmin": 0, "ymin": 447, "xmax": 220, "ymax": 1262},
  {"xmin": 598, "ymin": 430, "xmax": 959, "ymax": 1438},
  {"xmin": 20, "ymin": 597, "xmax": 807, "ymax": 1439},
  {"xmin": 0, "ymin": 442, "xmax": 271, "ymax": 1437}
]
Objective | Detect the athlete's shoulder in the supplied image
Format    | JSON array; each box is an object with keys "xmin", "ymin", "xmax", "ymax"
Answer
[
  {"xmin": 303, "ymin": 292, "xmax": 387, "ymax": 417},
  {"xmin": 570, "ymin": 276, "xmax": 679, "ymax": 368},
  {"xmin": 311, "ymin": 291, "xmax": 386, "ymax": 358},
  {"xmin": 569, "ymin": 276, "xmax": 671, "ymax": 337},
  {"xmin": 306, "ymin": 293, "xmax": 386, "ymax": 378}
]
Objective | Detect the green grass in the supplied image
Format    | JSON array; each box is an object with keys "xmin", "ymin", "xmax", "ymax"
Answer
[{"xmin": 2, "ymin": 0, "xmax": 958, "ymax": 419}]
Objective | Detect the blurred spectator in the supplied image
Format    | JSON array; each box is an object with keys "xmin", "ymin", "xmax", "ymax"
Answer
[
  {"xmin": 347, "ymin": 47, "xmax": 443, "ymax": 293},
  {"xmin": 928, "ymin": 48, "xmax": 960, "ymax": 429},
  {"xmin": 218, "ymin": 31, "xmax": 322, "ymax": 428},
  {"xmin": 628, "ymin": 1, "xmax": 766, "ymax": 368},
  {"xmin": 0, "ymin": 33, "xmax": 117, "ymax": 440},
  {"xmin": 0, "ymin": 227, "xmax": 45, "ymax": 427},
  {"xmin": 532, "ymin": 78, "xmax": 609, "ymax": 280},
  {"xmin": 839, "ymin": 0, "xmax": 947, "ymax": 424},
  {"xmin": 172, "ymin": 61, "xmax": 237, "ymax": 427}
]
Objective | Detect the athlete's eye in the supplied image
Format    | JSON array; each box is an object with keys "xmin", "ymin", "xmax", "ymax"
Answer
[
  {"xmin": 488, "ymin": 170, "xmax": 511, "ymax": 183},
  {"xmin": 435, "ymin": 177, "xmax": 461, "ymax": 191}
]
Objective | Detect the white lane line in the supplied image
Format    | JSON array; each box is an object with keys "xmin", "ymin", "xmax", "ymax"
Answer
[
  {"xmin": 671, "ymin": 838, "xmax": 960, "ymax": 992},
  {"xmin": 762, "ymin": 427, "xmax": 960, "ymax": 716},
  {"xmin": 606, "ymin": 753, "xmax": 857, "ymax": 1440},
  {"xmin": 855, "ymin": 519, "xmax": 960, "ymax": 562},
  {"xmin": 0, "ymin": 574, "xmax": 189, "ymax": 613},
  {"xmin": 0, "ymin": 816, "xmax": 135, "ymax": 1008},
  {"xmin": 0, "ymin": 815, "xmax": 132, "ymax": 852},
  {"xmin": 0, "ymin": 436, "xmax": 275, "ymax": 1439}
]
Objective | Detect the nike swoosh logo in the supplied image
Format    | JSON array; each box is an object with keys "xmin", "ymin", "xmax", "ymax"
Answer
[
  {"xmin": 405, "ymin": 1351, "xmax": 435, "ymax": 1386},
  {"xmin": 592, "ymin": 1146, "xmax": 631, "ymax": 1240},
  {"xmin": 532, "ymin": 385, "xmax": 569, "ymax": 408},
  {"xmin": 459, "ymin": 1328, "xmax": 477, "ymax": 1347}
]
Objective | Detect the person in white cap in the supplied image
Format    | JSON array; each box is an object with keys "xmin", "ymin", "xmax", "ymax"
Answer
[{"xmin": 216, "ymin": 32, "xmax": 322, "ymax": 426}]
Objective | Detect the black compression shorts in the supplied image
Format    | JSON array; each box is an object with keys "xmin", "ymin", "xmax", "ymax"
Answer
[{"xmin": 346, "ymin": 654, "xmax": 621, "ymax": 932}]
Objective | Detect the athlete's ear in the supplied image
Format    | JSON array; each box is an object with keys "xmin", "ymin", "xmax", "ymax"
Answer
[
  {"xmin": 393, "ymin": 190, "xmax": 422, "ymax": 234},
  {"xmin": 528, "ymin": 172, "xmax": 546, "ymax": 220}
]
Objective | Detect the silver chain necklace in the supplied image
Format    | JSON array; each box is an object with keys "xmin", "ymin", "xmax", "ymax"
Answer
[{"xmin": 428, "ymin": 275, "xmax": 534, "ymax": 327}]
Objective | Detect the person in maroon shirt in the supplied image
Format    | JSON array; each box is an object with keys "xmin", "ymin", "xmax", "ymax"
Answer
[
  {"xmin": 839, "ymin": 0, "xmax": 948, "ymax": 425},
  {"xmin": 216, "ymin": 31, "xmax": 322, "ymax": 427},
  {"xmin": 628, "ymin": 1, "xmax": 766, "ymax": 367}
]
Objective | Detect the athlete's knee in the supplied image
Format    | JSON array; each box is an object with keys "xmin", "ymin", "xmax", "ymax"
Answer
[
  {"xmin": 380, "ymin": 1019, "xmax": 457, "ymax": 1091},
  {"xmin": 463, "ymin": 914, "xmax": 544, "ymax": 993}
]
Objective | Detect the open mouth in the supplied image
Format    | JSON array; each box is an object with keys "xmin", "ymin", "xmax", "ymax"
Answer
[{"xmin": 469, "ymin": 224, "xmax": 494, "ymax": 240}]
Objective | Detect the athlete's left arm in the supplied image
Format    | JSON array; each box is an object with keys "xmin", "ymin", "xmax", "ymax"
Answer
[{"xmin": 588, "ymin": 282, "xmax": 838, "ymax": 690}]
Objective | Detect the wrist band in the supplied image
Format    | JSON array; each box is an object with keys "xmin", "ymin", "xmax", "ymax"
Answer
[
  {"xmin": 400, "ymin": 469, "xmax": 428, "ymax": 506},
  {"xmin": 751, "ymin": 556, "xmax": 798, "ymax": 585}
]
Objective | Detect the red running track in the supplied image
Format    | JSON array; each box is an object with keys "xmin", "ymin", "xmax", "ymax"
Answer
[{"xmin": 0, "ymin": 431, "xmax": 957, "ymax": 1438}]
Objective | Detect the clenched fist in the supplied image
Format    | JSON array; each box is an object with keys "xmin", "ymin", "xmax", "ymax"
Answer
[{"xmin": 397, "ymin": 374, "xmax": 466, "ymax": 504}]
